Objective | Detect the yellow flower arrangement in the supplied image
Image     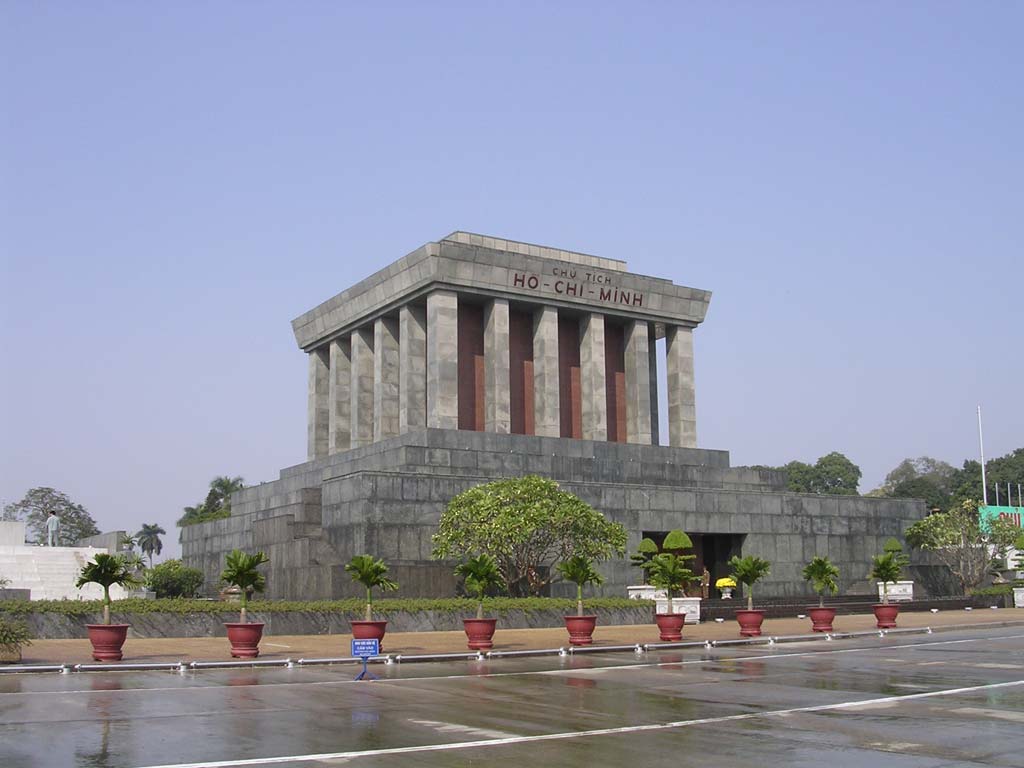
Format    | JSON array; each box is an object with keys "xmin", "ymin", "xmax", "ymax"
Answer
[{"xmin": 715, "ymin": 577, "xmax": 736, "ymax": 589}]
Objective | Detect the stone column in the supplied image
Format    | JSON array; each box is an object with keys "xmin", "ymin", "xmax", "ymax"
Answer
[
  {"xmin": 648, "ymin": 324, "xmax": 660, "ymax": 446},
  {"xmin": 373, "ymin": 317, "xmax": 400, "ymax": 442},
  {"xmin": 426, "ymin": 290, "xmax": 459, "ymax": 429},
  {"xmin": 328, "ymin": 337, "xmax": 351, "ymax": 454},
  {"xmin": 484, "ymin": 298, "xmax": 511, "ymax": 433},
  {"xmin": 307, "ymin": 348, "xmax": 329, "ymax": 460},
  {"xmin": 399, "ymin": 304, "xmax": 427, "ymax": 433},
  {"xmin": 623, "ymin": 320, "xmax": 653, "ymax": 445},
  {"xmin": 666, "ymin": 325, "xmax": 697, "ymax": 448},
  {"xmin": 349, "ymin": 326, "xmax": 375, "ymax": 447},
  {"xmin": 532, "ymin": 305, "xmax": 560, "ymax": 437},
  {"xmin": 579, "ymin": 312, "xmax": 607, "ymax": 441}
]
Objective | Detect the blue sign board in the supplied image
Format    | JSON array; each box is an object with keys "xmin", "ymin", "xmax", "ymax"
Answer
[{"xmin": 351, "ymin": 638, "xmax": 380, "ymax": 658}]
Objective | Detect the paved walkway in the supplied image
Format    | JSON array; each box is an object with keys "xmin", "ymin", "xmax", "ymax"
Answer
[{"xmin": 14, "ymin": 606, "xmax": 1024, "ymax": 666}]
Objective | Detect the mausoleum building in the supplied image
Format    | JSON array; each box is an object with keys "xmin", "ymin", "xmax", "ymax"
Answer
[{"xmin": 183, "ymin": 233, "xmax": 927, "ymax": 600}]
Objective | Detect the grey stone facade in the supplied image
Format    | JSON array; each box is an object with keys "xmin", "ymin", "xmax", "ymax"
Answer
[
  {"xmin": 183, "ymin": 232, "xmax": 928, "ymax": 601},
  {"xmin": 183, "ymin": 429, "xmax": 926, "ymax": 601}
]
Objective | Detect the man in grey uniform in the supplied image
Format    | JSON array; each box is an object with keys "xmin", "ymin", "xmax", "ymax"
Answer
[{"xmin": 45, "ymin": 511, "xmax": 60, "ymax": 546}]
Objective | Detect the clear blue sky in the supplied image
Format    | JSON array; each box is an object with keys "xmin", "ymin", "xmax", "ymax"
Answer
[{"xmin": 2, "ymin": 3, "xmax": 1021, "ymax": 559}]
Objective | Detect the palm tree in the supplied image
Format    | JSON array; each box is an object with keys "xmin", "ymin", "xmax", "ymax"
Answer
[
  {"xmin": 345, "ymin": 554, "xmax": 398, "ymax": 621},
  {"xmin": 728, "ymin": 555, "xmax": 772, "ymax": 611},
  {"xmin": 557, "ymin": 555, "xmax": 604, "ymax": 616},
  {"xmin": 802, "ymin": 556, "xmax": 840, "ymax": 608},
  {"xmin": 455, "ymin": 554, "xmax": 503, "ymax": 619},
  {"xmin": 870, "ymin": 552, "xmax": 902, "ymax": 605},
  {"xmin": 220, "ymin": 549, "xmax": 269, "ymax": 623},
  {"xmin": 643, "ymin": 553, "xmax": 695, "ymax": 615},
  {"xmin": 136, "ymin": 524, "xmax": 166, "ymax": 567},
  {"xmin": 76, "ymin": 553, "xmax": 141, "ymax": 624},
  {"xmin": 209, "ymin": 476, "xmax": 245, "ymax": 512}
]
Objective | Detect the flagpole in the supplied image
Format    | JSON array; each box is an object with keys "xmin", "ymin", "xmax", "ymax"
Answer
[{"xmin": 977, "ymin": 406, "xmax": 988, "ymax": 506}]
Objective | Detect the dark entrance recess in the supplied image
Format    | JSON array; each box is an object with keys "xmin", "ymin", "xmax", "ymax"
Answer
[{"xmin": 642, "ymin": 531, "xmax": 745, "ymax": 594}]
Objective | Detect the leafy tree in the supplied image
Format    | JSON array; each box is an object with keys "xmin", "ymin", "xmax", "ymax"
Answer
[
  {"xmin": 728, "ymin": 555, "xmax": 771, "ymax": 611},
  {"xmin": 136, "ymin": 523, "xmax": 166, "ymax": 567},
  {"xmin": 782, "ymin": 461, "xmax": 817, "ymax": 493},
  {"xmin": 758, "ymin": 453, "xmax": 862, "ymax": 495},
  {"xmin": 431, "ymin": 476, "xmax": 627, "ymax": 597},
  {"xmin": 220, "ymin": 549, "xmax": 269, "ymax": 623},
  {"xmin": 905, "ymin": 499, "xmax": 1019, "ymax": 594},
  {"xmin": 947, "ymin": 449, "xmax": 1024, "ymax": 507},
  {"xmin": 76, "ymin": 553, "xmax": 141, "ymax": 624},
  {"xmin": 145, "ymin": 559, "xmax": 205, "ymax": 598},
  {"xmin": 3, "ymin": 487, "xmax": 100, "ymax": 545},
  {"xmin": 345, "ymin": 554, "xmax": 398, "ymax": 621},
  {"xmin": 802, "ymin": 556, "xmax": 840, "ymax": 607},
  {"xmin": 454, "ymin": 554, "xmax": 503, "ymax": 619},
  {"xmin": 879, "ymin": 457, "xmax": 956, "ymax": 495},
  {"xmin": 813, "ymin": 452, "xmax": 862, "ymax": 495},
  {"xmin": 643, "ymin": 553, "xmax": 694, "ymax": 615},
  {"xmin": 890, "ymin": 477, "xmax": 950, "ymax": 510},
  {"xmin": 177, "ymin": 476, "xmax": 245, "ymax": 527},
  {"xmin": 557, "ymin": 554, "xmax": 604, "ymax": 616}
]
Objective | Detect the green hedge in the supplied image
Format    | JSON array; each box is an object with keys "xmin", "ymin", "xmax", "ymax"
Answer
[
  {"xmin": 0, "ymin": 596, "xmax": 649, "ymax": 617},
  {"xmin": 968, "ymin": 584, "xmax": 1014, "ymax": 597}
]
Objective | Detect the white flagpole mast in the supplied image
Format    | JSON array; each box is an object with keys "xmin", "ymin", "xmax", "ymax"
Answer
[{"xmin": 978, "ymin": 406, "xmax": 988, "ymax": 506}]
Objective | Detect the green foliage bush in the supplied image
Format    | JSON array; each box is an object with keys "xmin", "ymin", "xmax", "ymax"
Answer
[
  {"xmin": 0, "ymin": 615, "xmax": 33, "ymax": 652},
  {"xmin": 0, "ymin": 596, "xmax": 646, "ymax": 618},
  {"xmin": 144, "ymin": 560, "xmax": 205, "ymax": 598},
  {"xmin": 969, "ymin": 584, "xmax": 1013, "ymax": 597}
]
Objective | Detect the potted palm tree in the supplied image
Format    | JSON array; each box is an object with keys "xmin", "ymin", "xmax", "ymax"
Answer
[
  {"xmin": 643, "ymin": 553, "xmax": 695, "ymax": 641},
  {"xmin": 76, "ymin": 553, "xmax": 140, "ymax": 661},
  {"xmin": 557, "ymin": 554, "xmax": 604, "ymax": 646},
  {"xmin": 729, "ymin": 554, "xmax": 771, "ymax": 637},
  {"xmin": 455, "ymin": 554, "xmax": 503, "ymax": 650},
  {"xmin": 877, "ymin": 537, "xmax": 913, "ymax": 601},
  {"xmin": 345, "ymin": 554, "xmax": 398, "ymax": 649},
  {"xmin": 870, "ymin": 551, "xmax": 902, "ymax": 628},
  {"xmin": 220, "ymin": 549, "xmax": 270, "ymax": 658},
  {"xmin": 802, "ymin": 555, "xmax": 840, "ymax": 632}
]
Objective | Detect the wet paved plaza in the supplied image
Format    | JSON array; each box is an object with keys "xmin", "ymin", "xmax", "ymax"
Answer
[{"xmin": 2, "ymin": 626, "xmax": 1022, "ymax": 768}]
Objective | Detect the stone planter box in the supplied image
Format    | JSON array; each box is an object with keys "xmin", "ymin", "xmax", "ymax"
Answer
[
  {"xmin": 653, "ymin": 596, "xmax": 701, "ymax": 625},
  {"xmin": 629, "ymin": 586, "xmax": 701, "ymax": 623},
  {"xmin": 627, "ymin": 585, "xmax": 658, "ymax": 601},
  {"xmin": 877, "ymin": 581, "xmax": 914, "ymax": 602}
]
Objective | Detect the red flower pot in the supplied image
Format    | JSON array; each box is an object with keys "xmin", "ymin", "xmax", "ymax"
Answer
[
  {"xmin": 463, "ymin": 618, "xmax": 498, "ymax": 650},
  {"xmin": 808, "ymin": 607, "xmax": 837, "ymax": 633},
  {"xmin": 224, "ymin": 622, "xmax": 265, "ymax": 659},
  {"xmin": 85, "ymin": 624, "xmax": 129, "ymax": 662},
  {"xmin": 736, "ymin": 609, "xmax": 766, "ymax": 637},
  {"xmin": 654, "ymin": 612, "xmax": 686, "ymax": 641},
  {"xmin": 350, "ymin": 620, "xmax": 388, "ymax": 652},
  {"xmin": 564, "ymin": 615, "xmax": 598, "ymax": 646},
  {"xmin": 872, "ymin": 603, "xmax": 899, "ymax": 629}
]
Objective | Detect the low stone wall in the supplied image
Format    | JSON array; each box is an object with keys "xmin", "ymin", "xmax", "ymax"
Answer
[{"xmin": 14, "ymin": 604, "xmax": 655, "ymax": 640}]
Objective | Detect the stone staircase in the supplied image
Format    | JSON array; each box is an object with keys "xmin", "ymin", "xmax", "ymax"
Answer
[{"xmin": 0, "ymin": 545, "xmax": 134, "ymax": 601}]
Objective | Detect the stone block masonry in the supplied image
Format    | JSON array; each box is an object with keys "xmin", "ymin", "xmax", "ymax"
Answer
[
  {"xmin": 183, "ymin": 233, "xmax": 931, "ymax": 601},
  {"xmin": 182, "ymin": 429, "xmax": 927, "ymax": 602}
]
